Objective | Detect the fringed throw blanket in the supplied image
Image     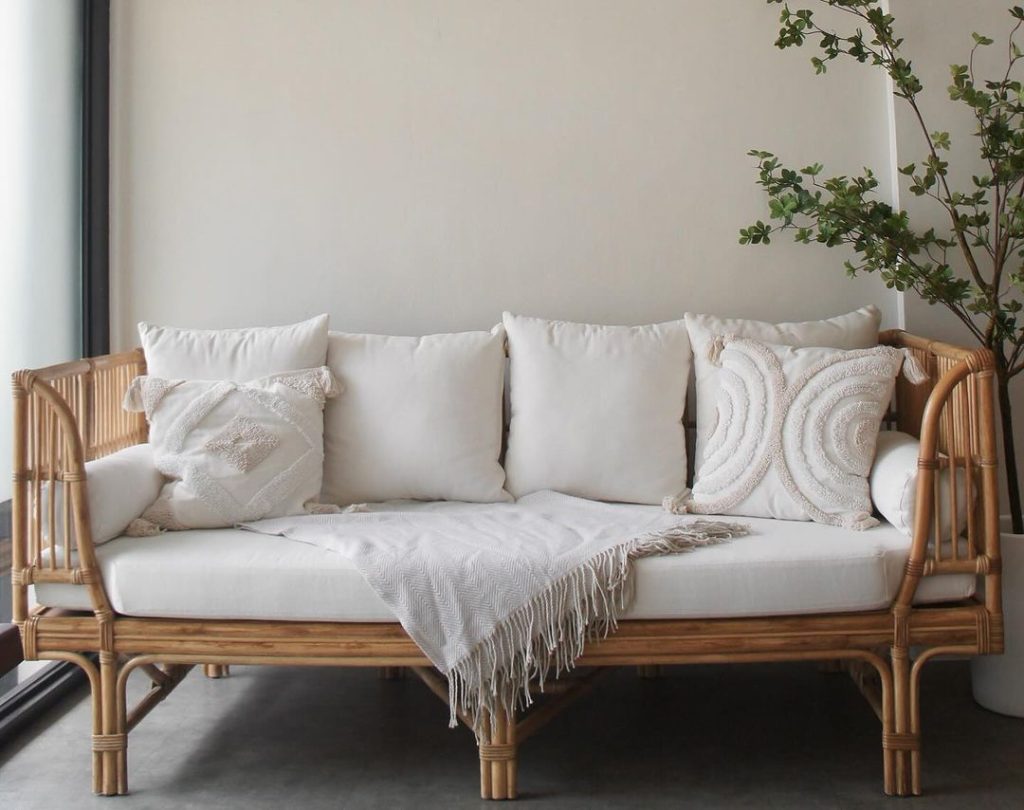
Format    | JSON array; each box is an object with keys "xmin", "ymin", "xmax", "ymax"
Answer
[{"xmin": 242, "ymin": 491, "xmax": 748, "ymax": 735}]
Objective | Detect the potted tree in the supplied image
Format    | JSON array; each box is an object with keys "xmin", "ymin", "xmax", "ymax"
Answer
[{"xmin": 739, "ymin": 0, "xmax": 1024, "ymax": 715}]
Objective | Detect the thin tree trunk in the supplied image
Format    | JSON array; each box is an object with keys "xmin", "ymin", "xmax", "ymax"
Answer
[{"xmin": 997, "ymin": 374, "xmax": 1024, "ymax": 534}]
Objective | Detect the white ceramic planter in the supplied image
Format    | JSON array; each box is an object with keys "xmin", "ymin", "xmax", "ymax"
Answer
[{"xmin": 971, "ymin": 527, "xmax": 1024, "ymax": 716}]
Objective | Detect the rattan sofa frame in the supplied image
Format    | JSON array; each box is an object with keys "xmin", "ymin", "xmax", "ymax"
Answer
[{"xmin": 8, "ymin": 330, "xmax": 1004, "ymax": 800}]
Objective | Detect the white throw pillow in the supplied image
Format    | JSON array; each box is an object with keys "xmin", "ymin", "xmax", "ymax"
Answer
[
  {"xmin": 124, "ymin": 367, "xmax": 339, "ymax": 531},
  {"xmin": 870, "ymin": 430, "xmax": 972, "ymax": 539},
  {"xmin": 686, "ymin": 307, "xmax": 881, "ymax": 476},
  {"xmin": 503, "ymin": 312, "xmax": 691, "ymax": 504},
  {"xmin": 680, "ymin": 337, "xmax": 903, "ymax": 529},
  {"xmin": 321, "ymin": 328, "xmax": 510, "ymax": 504},
  {"xmin": 138, "ymin": 314, "xmax": 329, "ymax": 381},
  {"xmin": 44, "ymin": 444, "xmax": 165, "ymax": 546}
]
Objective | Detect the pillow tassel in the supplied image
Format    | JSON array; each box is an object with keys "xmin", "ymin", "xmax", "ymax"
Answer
[
  {"xmin": 901, "ymin": 349, "xmax": 929, "ymax": 386},
  {"xmin": 707, "ymin": 335, "xmax": 729, "ymax": 365},
  {"xmin": 842, "ymin": 511, "xmax": 880, "ymax": 531},
  {"xmin": 317, "ymin": 366, "xmax": 343, "ymax": 399},
  {"xmin": 662, "ymin": 490, "xmax": 692, "ymax": 515},
  {"xmin": 304, "ymin": 501, "xmax": 368, "ymax": 515},
  {"xmin": 125, "ymin": 517, "xmax": 163, "ymax": 537},
  {"xmin": 123, "ymin": 377, "xmax": 145, "ymax": 412}
]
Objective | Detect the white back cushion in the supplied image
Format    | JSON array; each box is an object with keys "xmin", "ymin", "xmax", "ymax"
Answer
[
  {"xmin": 503, "ymin": 312, "xmax": 690, "ymax": 504},
  {"xmin": 322, "ymin": 328, "xmax": 510, "ymax": 504},
  {"xmin": 138, "ymin": 314, "xmax": 329, "ymax": 380},
  {"xmin": 686, "ymin": 306, "xmax": 881, "ymax": 476}
]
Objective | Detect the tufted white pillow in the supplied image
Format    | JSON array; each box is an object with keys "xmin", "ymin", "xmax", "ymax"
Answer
[
  {"xmin": 124, "ymin": 367, "xmax": 339, "ymax": 532},
  {"xmin": 138, "ymin": 314, "xmax": 329, "ymax": 381},
  {"xmin": 677, "ymin": 337, "xmax": 903, "ymax": 530},
  {"xmin": 870, "ymin": 430, "xmax": 972, "ymax": 539},
  {"xmin": 685, "ymin": 307, "xmax": 881, "ymax": 478},
  {"xmin": 503, "ymin": 312, "xmax": 691, "ymax": 504},
  {"xmin": 321, "ymin": 328, "xmax": 510, "ymax": 505}
]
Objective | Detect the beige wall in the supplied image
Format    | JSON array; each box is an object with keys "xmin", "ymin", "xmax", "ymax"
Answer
[
  {"xmin": 889, "ymin": 0, "xmax": 1019, "ymax": 505},
  {"xmin": 889, "ymin": 0, "xmax": 1008, "ymax": 344},
  {"xmin": 110, "ymin": 0, "xmax": 900, "ymax": 348}
]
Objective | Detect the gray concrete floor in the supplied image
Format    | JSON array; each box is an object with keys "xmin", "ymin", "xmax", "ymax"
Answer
[{"xmin": 0, "ymin": 660, "xmax": 1021, "ymax": 809}]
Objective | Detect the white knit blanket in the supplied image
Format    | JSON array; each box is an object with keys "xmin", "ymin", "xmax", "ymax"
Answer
[{"xmin": 242, "ymin": 491, "xmax": 748, "ymax": 734}]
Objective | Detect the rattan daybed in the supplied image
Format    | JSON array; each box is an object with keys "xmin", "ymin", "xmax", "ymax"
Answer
[{"xmin": 9, "ymin": 329, "xmax": 1003, "ymax": 800}]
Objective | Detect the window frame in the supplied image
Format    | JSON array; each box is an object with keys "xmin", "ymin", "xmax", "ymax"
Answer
[{"xmin": 0, "ymin": 0, "xmax": 110, "ymax": 741}]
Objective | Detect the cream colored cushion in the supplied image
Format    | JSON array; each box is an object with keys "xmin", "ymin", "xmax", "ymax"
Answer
[
  {"xmin": 870, "ymin": 430, "xmax": 972, "ymax": 538},
  {"xmin": 686, "ymin": 306, "xmax": 881, "ymax": 476},
  {"xmin": 321, "ymin": 328, "xmax": 510, "ymax": 504},
  {"xmin": 684, "ymin": 338, "xmax": 902, "ymax": 529},
  {"xmin": 44, "ymin": 444, "xmax": 165, "ymax": 546},
  {"xmin": 125, "ymin": 368, "xmax": 338, "ymax": 530},
  {"xmin": 503, "ymin": 312, "xmax": 690, "ymax": 504},
  {"xmin": 35, "ymin": 495, "xmax": 974, "ymax": 620},
  {"xmin": 138, "ymin": 314, "xmax": 329, "ymax": 381}
]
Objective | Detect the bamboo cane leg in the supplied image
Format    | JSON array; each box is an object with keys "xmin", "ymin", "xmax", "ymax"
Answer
[
  {"xmin": 491, "ymin": 709, "xmax": 507, "ymax": 799},
  {"xmin": 505, "ymin": 709, "xmax": 518, "ymax": 799},
  {"xmin": 117, "ymin": 684, "xmax": 128, "ymax": 796},
  {"xmin": 378, "ymin": 666, "xmax": 405, "ymax": 680},
  {"xmin": 98, "ymin": 653, "xmax": 123, "ymax": 795},
  {"xmin": 636, "ymin": 665, "xmax": 663, "ymax": 678},
  {"xmin": 478, "ymin": 708, "xmax": 518, "ymax": 800},
  {"xmin": 890, "ymin": 647, "xmax": 916, "ymax": 796},
  {"xmin": 879, "ymin": 659, "xmax": 896, "ymax": 796},
  {"xmin": 203, "ymin": 664, "xmax": 230, "ymax": 679},
  {"xmin": 479, "ymin": 713, "xmax": 493, "ymax": 799},
  {"xmin": 90, "ymin": 668, "xmax": 103, "ymax": 794}
]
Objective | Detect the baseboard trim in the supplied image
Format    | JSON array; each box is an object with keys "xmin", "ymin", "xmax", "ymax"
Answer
[{"xmin": 0, "ymin": 660, "xmax": 88, "ymax": 747}]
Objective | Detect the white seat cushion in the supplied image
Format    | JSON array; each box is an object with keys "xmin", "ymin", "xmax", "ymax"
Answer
[{"xmin": 36, "ymin": 497, "xmax": 974, "ymax": 621}]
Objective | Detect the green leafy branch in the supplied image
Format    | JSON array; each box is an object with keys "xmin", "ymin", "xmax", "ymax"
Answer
[
  {"xmin": 747, "ymin": 1, "xmax": 1024, "ymax": 374},
  {"xmin": 744, "ymin": 1, "xmax": 1024, "ymax": 528}
]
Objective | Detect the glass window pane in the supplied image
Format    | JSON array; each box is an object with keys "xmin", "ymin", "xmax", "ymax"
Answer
[
  {"xmin": 0, "ymin": 0, "xmax": 84, "ymax": 504},
  {"xmin": 0, "ymin": 0, "xmax": 84, "ymax": 693}
]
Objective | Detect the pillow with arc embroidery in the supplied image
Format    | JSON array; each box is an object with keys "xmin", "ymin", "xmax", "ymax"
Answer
[
  {"xmin": 668, "ymin": 337, "xmax": 910, "ymax": 530},
  {"xmin": 123, "ymin": 367, "xmax": 340, "ymax": 533}
]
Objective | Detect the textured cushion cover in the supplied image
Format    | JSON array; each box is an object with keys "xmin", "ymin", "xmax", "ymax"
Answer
[
  {"xmin": 503, "ymin": 312, "xmax": 690, "ymax": 504},
  {"xmin": 684, "ymin": 338, "xmax": 902, "ymax": 529},
  {"xmin": 35, "ymin": 496, "xmax": 974, "ymax": 620},
  {"xmin": 125, "ymin": 368, "xmax": 338, "ymax": 529},
  {"xmin": 686, "ymin": 307, "xmax": 881, "ymax": 475},
  {"xmin": 871, "ymin": 430, "xmax": 971, "ymax": 538},
  {"xmin": 138, "ymin": 314, "xmax": 329, "ymax": 381},
  {"xmin": 321, "ymin": 328, "xmax": 510, "ymax": 504}
]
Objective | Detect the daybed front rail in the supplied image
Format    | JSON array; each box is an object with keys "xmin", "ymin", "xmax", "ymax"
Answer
[{"xmin": 8, "ymin": 333, "xmax": 1003, "ymax": 800}]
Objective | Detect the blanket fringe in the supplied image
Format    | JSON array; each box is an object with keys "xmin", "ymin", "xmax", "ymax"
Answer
[{"xmin": 445, "ymin": 519, "xmax": 749, "ymax": 738}]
